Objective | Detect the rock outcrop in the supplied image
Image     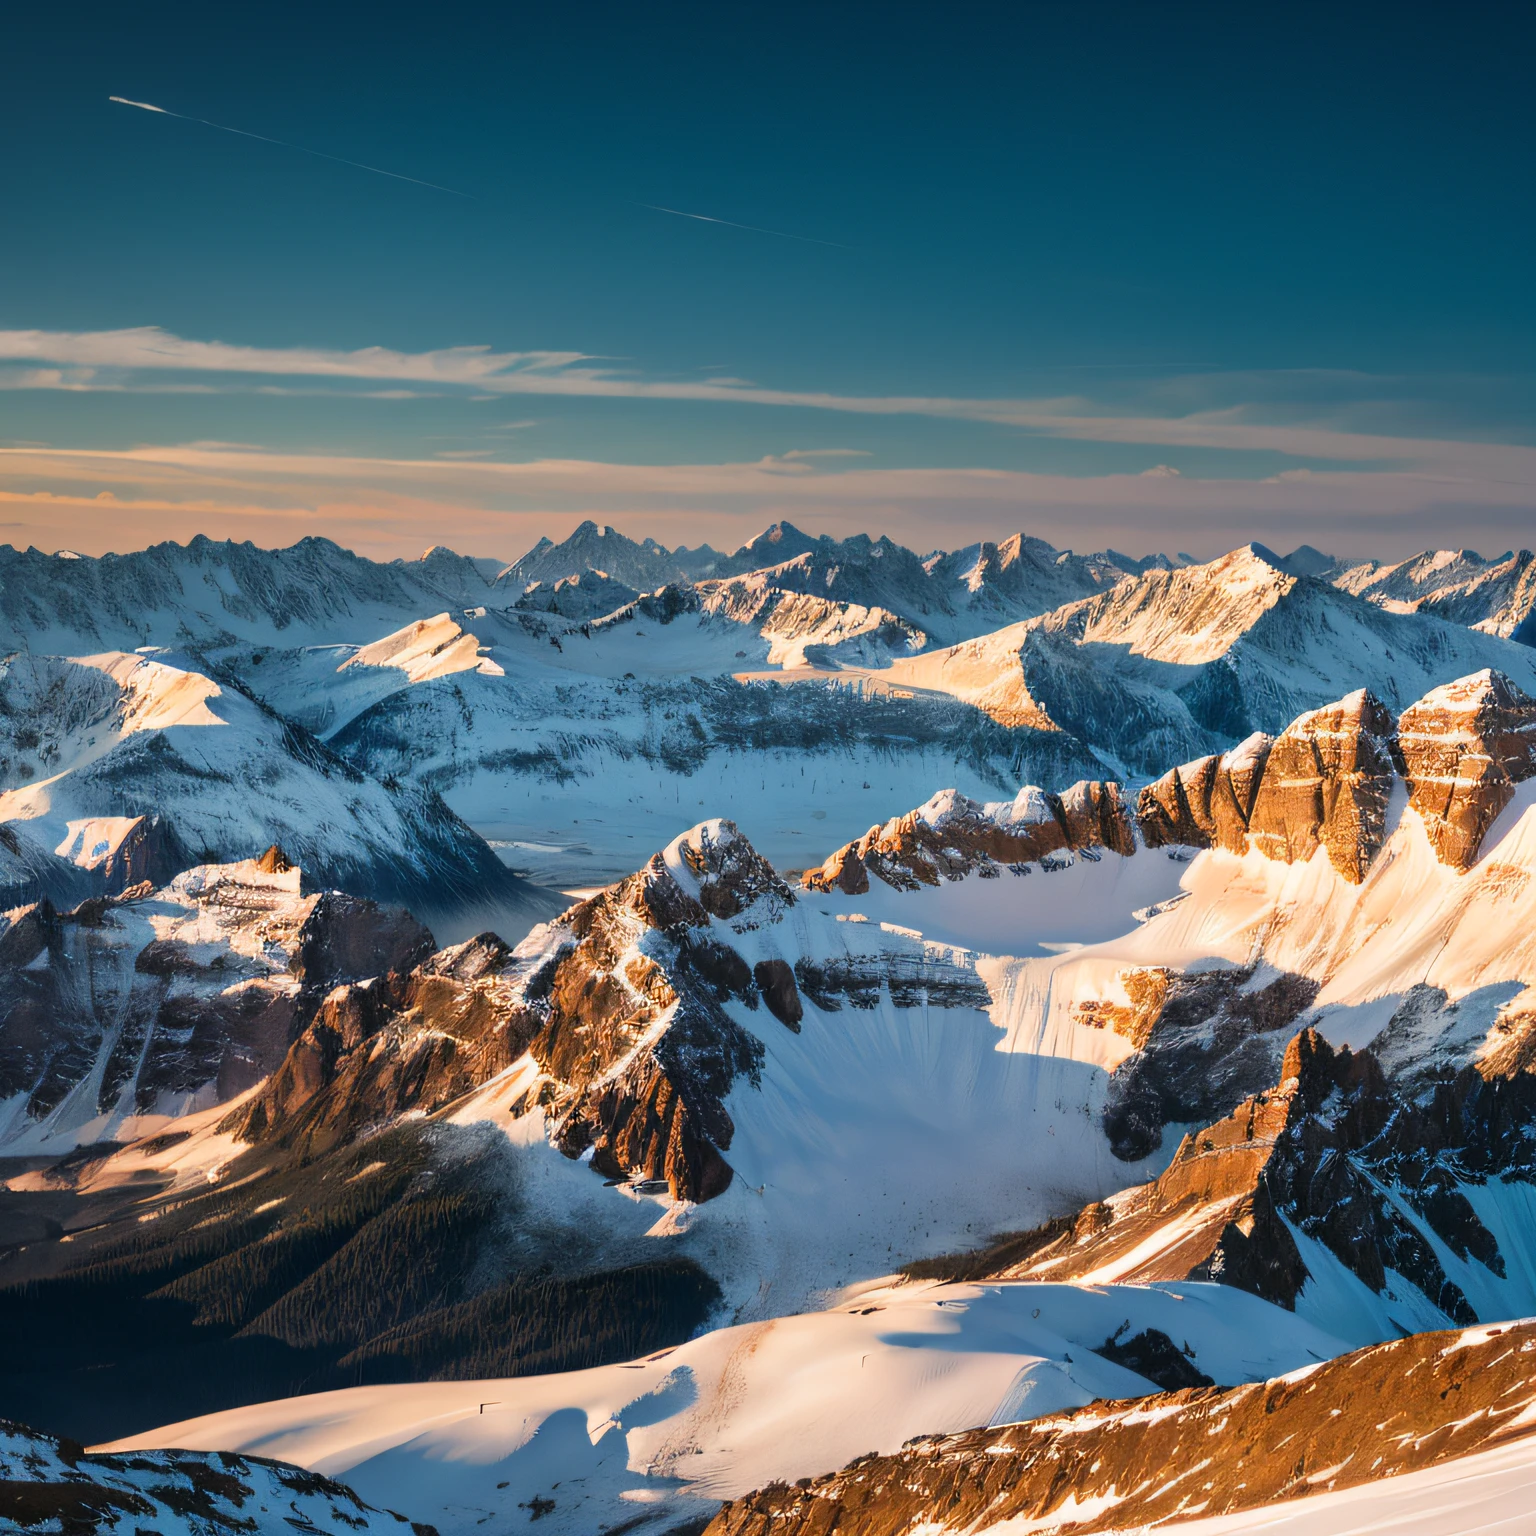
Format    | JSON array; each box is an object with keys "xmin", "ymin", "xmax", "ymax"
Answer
[
  {"xmin": 1137, "ymin": 671, "xmax": 1536, "ymax": 879},
  {"xmin": 0, "ymin": 856, "xmax": 434, "ymax": 1147},
  {"xmin": 1397, "ymin": 669, "xmax": 1536, "ymax": 868},
  {"xmin": 705, "ymin": 1318, "xmax": 1536, "ymax": 1536},
  {"xmin": 1242, "ymin": 688, "xmax": 1398, "ymax": 881},
  {"xmin": 804, "ymin": 781, "xmax": 1135, "ymax": 894},
  {"xmin": 937, "ymin": 1026, "xmax": 1536, "ymax": 1330},
  {"xmin": 1136, "ymin": 731, "xmax": 1271, "ymax": 853}
]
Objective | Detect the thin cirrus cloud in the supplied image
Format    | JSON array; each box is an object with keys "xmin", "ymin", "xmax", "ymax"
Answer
[
  {"xmin": 2, "ymin": 441, "xmax": 1534, "ymax": 562},
  {"xmin": 3, "ymin": 326, "xmax": 1534, "ymax": 478}
]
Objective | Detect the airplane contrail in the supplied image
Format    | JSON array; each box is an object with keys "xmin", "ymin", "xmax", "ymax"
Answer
[
  {"xmin": 639, "ymin": 204, "xmax": 847, "ymax": 249},
  {"xmin": 108, "ymin": 96, "xmax": 471, "ymax": 198}
]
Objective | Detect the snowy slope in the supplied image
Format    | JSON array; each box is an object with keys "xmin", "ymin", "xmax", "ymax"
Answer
[
  {"xmin": 881, "ymin": 546, "xmax": 1536, "ymax": 771},
  {"xmin": 108, "ymin": 1279, "xmax": 1346, "ymax": 1536},
  {"xmin": 0, "ymin": 648, "xmax": 553, "ymax": 936},
  {"xmin": 811, "ymin": 846, "xmax": 1190, "ymax": 956},
  {"xmin": 1335, "ymin": 546, "xmax": 1536, "ymax": 641}
]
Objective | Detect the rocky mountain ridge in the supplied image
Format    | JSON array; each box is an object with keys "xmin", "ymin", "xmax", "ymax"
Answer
[
  {"xmin": 1337, "ymin": 546, "xmax": 1536, "ymax": 641},
  {"xmin": 221, "ymin": 818, "xmax": 998, "ymax": 1204},
  {"xmin": 878, "ymin": 546, "xmax": 1536, "ymax": 773},
  {"xmin": 0, "ymin": 1419, "xmax": 421, "ymax": 1536},
  {"xmin": 810, "ymin": 668, "xmax": 1536, "ymax": 895}
]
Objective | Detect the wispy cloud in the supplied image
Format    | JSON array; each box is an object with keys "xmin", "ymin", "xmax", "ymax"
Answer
[{"xmin": 5, "ymin": 328, "xmax": 1536, "ymax": 493}]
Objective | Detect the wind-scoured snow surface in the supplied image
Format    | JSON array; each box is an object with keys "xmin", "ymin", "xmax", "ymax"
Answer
[{"xmin": 109, "ymin": 1279, "xmax": 1345, "ymax": 1536}]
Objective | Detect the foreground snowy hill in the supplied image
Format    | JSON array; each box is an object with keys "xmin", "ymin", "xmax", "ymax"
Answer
[
  {"xmin": 706, "ymin": 1317, "xmax": 1536, "ymax": 1536},
  {"xmin": 111, "ymin": 1279, "xmax": 1345, "ymax": 1536}
]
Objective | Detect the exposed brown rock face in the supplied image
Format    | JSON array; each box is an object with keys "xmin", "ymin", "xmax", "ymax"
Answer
[
  {"xmin": 1099, "ymin": 964, "xmax": 1320, "ymax": 1161},
  {"xmin": 803, "ymin": 781, "xmax": 1132, "ymax": 894},
  {"xmin": 1056, "ymin": 779, "xmax": 1137, "ymax": 856},
  {"xmin": 525, "ymin": 852, "xmax": 768, "ymax": 1203},
  {"xmin": 1245, "ymin": 688, "xmax": 1398, "ymax": 881},
  {"xmin": 1397, "ymin": 669, "xmax": 1536, "ymax": 869},
  {"xmin": 1136, "ymin": 732, "xmax": 1272, "ymax": 852},
  {"xmin": 989, "ymin": 1059, "xmax": 1308, "ymax": 1303},
  {"xmin": 0, "ymin": 860, "xmax": 427, "ymax": 1130},
  {"xmin": 677, "ymin": 817, "xmax": 797, "ymax": 920},
  {"xmin": 226, "ymin": 821, "xmax": 998, "ymax": 1203},
  {"xmin": 291, "ymin": 891, "xmax": 435, "ymax": 985},
  {"xmin": 705, "ymin": 1319, "xmax": 1536, "ymax": 1536},
  {"xmin": 1069, "ymin": 966, "xmax": 1170, "ymax": 1050},
  {"xmin": 229, "ymin": 824, "xmax": 794, "ymax": 1202},
  {"xmin": 938, "ymin": 1024, "xmax": 1536, "ymax": 1330},
  {"xmin": 809, "ymin": 671, "xmax": 1534, "ymax": 894},
  {"xmin": 228, "ymin": 935, "xmax": 537, "ymax": 1158}
]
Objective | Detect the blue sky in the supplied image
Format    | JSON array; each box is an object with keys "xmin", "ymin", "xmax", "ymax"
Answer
[{"xmin": 2, "ymin": 0, "xmax": 1533, "ymax": 561}]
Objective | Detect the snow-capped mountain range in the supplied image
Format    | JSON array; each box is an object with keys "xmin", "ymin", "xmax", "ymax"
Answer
[{"xmin": 6, "ymin": 522, "xmax": 1536, "ymax": 1536}]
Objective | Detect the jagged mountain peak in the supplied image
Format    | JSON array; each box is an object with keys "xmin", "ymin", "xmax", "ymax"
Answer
[
  {"xmin": 664, "ymin": 817, "xmax": 797, "ymax": 923},
  {"xmin": 499, "ymin": 519, "xmax": 690, "ymax": 594},
  {"xmin": 730, "ymin": 519, "xmax": 819, "ymax": 561},
  {"xmin": 1336, "ymin": 545, "xmax": 1536, "ymax": 640}
]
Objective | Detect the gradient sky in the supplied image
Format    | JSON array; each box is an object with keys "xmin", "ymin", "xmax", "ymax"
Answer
[{"xmin": 3, "ymin": 0, "xmax": 1533, "ymax": 561}]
